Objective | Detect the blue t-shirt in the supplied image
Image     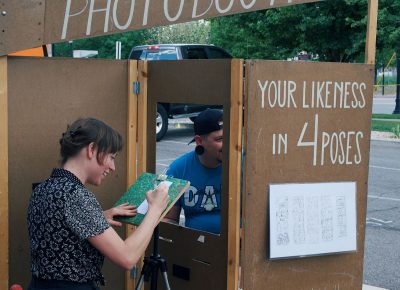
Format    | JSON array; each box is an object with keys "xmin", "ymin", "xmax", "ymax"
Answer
[{"xmin": 166, "ymin": 151, "xmax": 221, "ymax": 234}]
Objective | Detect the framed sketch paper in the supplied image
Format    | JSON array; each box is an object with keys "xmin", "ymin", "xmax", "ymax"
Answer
[{"xmin": 269, "ymin": 182, "xmax": 357, "ymax": 259}]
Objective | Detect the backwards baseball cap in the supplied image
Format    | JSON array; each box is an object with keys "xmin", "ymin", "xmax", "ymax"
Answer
[{"xmin": 189, "ymin": 108, "xmax": 223, "ymax": 144}]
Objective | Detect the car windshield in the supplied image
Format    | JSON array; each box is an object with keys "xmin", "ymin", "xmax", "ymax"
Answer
[{"xmin": 145, "ymin": 49, "xmax": 178, "ymax": 60}]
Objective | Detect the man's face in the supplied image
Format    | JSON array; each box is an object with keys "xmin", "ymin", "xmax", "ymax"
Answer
[{"xmin": 201, "ymin": 129, "xmax": 223, "ymax": 164}]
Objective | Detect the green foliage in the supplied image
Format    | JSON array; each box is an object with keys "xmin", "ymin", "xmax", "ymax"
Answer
[
  {"xmin": 147, "ymin": 21, "xmax": 211, "ymax": 44},
  {"xmin": 209, "ymin": 0, "xmax": 400, "ymax": 63},
  {"xmin": 54, "ymin": 29, "xmax": 152, "ymax": 59},
  {"xmin": 392, "ymin": 124, "xmax": 400, "ymax": 138},
  {"xmin": 375, "ymin": 0, "xmax": 400, "ymax": 65},
  {"xmin": 372, "ymin": 120, "xmax": 400, "ymax": 133}
]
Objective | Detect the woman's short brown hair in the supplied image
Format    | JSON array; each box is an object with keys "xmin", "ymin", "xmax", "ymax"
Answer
[{"xmin": 59, "ymin": 118, "xmax": 123, "ymax": 165}]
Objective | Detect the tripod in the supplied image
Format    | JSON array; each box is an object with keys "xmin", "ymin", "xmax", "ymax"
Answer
[{"xmin": 135, "ymin": 226, "xmax": 171, "ymax": 290}]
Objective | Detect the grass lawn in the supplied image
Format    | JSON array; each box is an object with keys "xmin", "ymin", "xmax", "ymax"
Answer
[
  {"xmin": 372, "ymin": 114, "xmax": 400, "ymax": 119},
  {"xmin": 371, "ymin": 120, "xmax": 400, "ymax": 135}
]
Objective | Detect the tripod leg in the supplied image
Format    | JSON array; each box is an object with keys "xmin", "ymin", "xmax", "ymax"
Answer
[
  {"xmin": 150, "ymin": 263, "xmax": 158, "ymax": 290},
  {"xmin": 161, "ymin": 271, "xmax": 171, "ymax": 290},
  {"xmin": 136, "ymin": 257, "xmax": 151, "ymax": 290},
  {"xmin": 135, "ymin": 275, "xmax": 145, "ymax": 290},
  {"xmin": 159, "ymin": 257, "xmax": 171, "ymax": 290}
]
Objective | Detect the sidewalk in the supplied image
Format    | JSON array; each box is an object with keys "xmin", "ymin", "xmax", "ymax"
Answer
[
  {"xmin": 363, "ymin": 285, "xmax": 388, "ymax": 290},
  {"xmin": 371, "ymin": 131, "xmax": 400, "ymax": 142},
  {"xmin": 372, "ymin": 118, "xmax": 400, "ymax": 122}
]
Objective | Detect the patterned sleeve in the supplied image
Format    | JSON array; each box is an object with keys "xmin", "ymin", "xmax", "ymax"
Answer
[{"xmin": 65, "ymin": 188, "xmax": 110, "ymax": 240}]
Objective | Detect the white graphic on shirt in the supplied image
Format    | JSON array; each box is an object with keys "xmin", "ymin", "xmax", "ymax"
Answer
[
  {"xmin": 184, "ymin": 186, "xmax": 199, "ymax": 207},
  {"xmin": 201, "ymin": 186, "xmax": 218, "ymax": 211}
]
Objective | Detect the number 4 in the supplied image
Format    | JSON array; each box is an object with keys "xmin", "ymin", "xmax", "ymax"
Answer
[{"xmin": 297, "ymin": 114, "xmax": 319, "ymax": 166}]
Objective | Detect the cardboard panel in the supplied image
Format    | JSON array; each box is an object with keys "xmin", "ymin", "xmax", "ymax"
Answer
[
  {"xmin": 7, "ymin": 57, "xmax": 128, "ymax": 289},
  {"xmin": 145, "ymin": 60, "xmax": 232, "ymax": 290},
  {"xmin": 242, "ymin": 60, "xmax": 374, "ymax": 290},
  {"xmin": 0, "ymin": 0, "xmax": 45, "ymax": 55},
  {"xmin": 148, "ymin": 60, "xmax": 231, "ymax": 105},
  {"xmin": 0, "ymin": 0, "xmax": 320, "ymax": 56}
]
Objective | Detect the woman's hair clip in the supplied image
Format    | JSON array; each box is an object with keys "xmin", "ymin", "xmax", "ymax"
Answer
[
  {"xmin": 69, "ymin": 130, "xmax": 77, "ymax": 138},
  {"xmin": 69, "ymin": 126, "xmax": 82, "ymax": 138}
]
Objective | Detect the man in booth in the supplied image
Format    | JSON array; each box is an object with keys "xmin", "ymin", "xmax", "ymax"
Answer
[{"xmin": 164, "ymin": 108, "xmax": 223, "ymax": 234}]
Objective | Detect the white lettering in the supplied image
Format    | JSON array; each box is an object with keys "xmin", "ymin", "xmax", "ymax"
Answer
[
  {"xmin": 354, "ymin": 132, "xmax": 363, "ymax": 164},
  {"xmin": 87, "ymin": 0, "xmax": 111, "ymax": 36},
  {"xmin": 358, "ymin": 82, "xmax": 366, "ymax": 108},
  {"xmin": 142, "ymin": 0, "xmax": 151, "ymax": 25},
  {"xmin": 268, "ymin": 81, "xmax": 278, "ymax": 108},
  {"xmin": 257, "ymin": 80, "xmax": 268, "ymax": 108},
  {"xmin": 240, "ymin": 0, "xmax": 257, "ymax": 9},
  {"xmin": 113, "ymin": 0, "xmax": 135, "ymax": 30},
  {"xmin": 343, "ymin": 82, "xmax": 351, "ymax": 108},
  {"xmin": 346, "ymin": 131, "xmax": 355, "ymax": 164},
  {"xmin": 164, "ymin": 0, "xmax": 185, "ymax": 22},
  {"xmin": 320, "ymin": 132, "xmax": 330, "ymax": 166},
  {"xmin": 302, "ymin": 81, "xmax": 309, "ymax": 108},
  {"xmin": 330, "ymin": 132, "xmax": 339, "ymax": 165},
  {"xmin": 288, "ymin": 81, "xmax": 297, "ymax": 108},
  {"xmin": 215, "ymin": 0, "xmax": 234, "ymax": 13},
  {"xmin": 270, "ymin": 0, "xmax": 293, "ymax": 7},
  {"xmin": 338, "ymin": 131, "xmax": 346, "ymax": 164},
  {"xmin": 184, "ymin": 186, "xmax": 198, "ymax": 207},
  {"xmin": 192, "ymin": 0, "xmax": 213, "ymax": 18},
  {"xmin": 62, "ymin": 0, "xmax": 89, "ymax": 39},
  {"xmin": 316, "ymin": 81, "xmax": 325, "ymax": 108},
  {"xmin": 325, "ymin": 81, "xmax": 332, "ymax": 108}
]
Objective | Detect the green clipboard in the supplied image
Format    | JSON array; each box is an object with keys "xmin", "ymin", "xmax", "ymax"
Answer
[{"xmin": 113, "ymin": 172, "xmax": 190, "ymax": 226}]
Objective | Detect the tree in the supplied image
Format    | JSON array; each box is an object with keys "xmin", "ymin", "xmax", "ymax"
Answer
[
  {"xmin": 53, "ymin": 29, "xmax": 152, "ymax": 59},
  {"xmin": 209, "ymin": 0, "xmax": 400, "ymax": 63},
  {"xmin": 147, "ymin": 21, "xmax": 211, "ymax": 44}
]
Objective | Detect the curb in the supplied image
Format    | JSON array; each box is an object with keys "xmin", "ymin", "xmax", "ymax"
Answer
[
  {"xmin": 371, "ymin": 131, "xmax": 400, "ymax": 142},
  {"xmin": 362, "ymin": 285, "xmax": 388, "ymax": 290}
]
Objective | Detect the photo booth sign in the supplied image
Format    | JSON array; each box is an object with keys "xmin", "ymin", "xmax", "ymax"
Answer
[
  {"xmin": 0, "ymin": 0, "xmax": 320, "ymax": 55},
  {"xmin": 242, "ymin": 60, "xmax": 374, "ymax": 290}
]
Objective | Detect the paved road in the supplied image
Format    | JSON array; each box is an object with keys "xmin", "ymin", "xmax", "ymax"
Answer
[
  {"xmin": 364, "ymin": 140, "xmax": 400, "ymax": 290},
  {"xmin": 156, "ymin": 123, "xmax": 400, "ymax": 290},
  {"xmin": 373, "ymin": 96, "xmax": 396, "ymax": 114}
]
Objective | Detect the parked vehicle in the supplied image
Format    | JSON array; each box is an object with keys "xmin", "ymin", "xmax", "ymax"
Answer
[{"xmin": 128, "ymin": 44, "xmax": 232, "ymax": 141}]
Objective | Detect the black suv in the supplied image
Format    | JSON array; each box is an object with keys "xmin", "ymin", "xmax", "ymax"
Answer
[{"xmin": 128, "ymin": 44, "xmax": 232, "ymax": 141}]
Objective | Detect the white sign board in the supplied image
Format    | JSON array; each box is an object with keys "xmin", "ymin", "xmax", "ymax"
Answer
[{"xmin": 269, "ymin": 182, "xmax": 357, "ymax": 259}]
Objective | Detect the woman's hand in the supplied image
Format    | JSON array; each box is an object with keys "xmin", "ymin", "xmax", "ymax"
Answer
[
  {"xmin": 104, "ymin": 203, "xmax": 137, "ymax": 227},
  {"xmin": 146, "ymin": 183, "xmax": 169, "ymax": 214}
]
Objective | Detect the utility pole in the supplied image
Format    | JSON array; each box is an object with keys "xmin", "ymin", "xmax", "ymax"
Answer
[
  {"xmin": 393, "ymin": 49, "xmax": 400, "ymax": 114},
  {"xmin": 382, "ymin": 63, "xmax": 385, "ymax": 95}
]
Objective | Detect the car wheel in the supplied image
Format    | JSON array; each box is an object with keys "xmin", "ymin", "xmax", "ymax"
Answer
[{"xmin": 156, "ymin": 104, "xmax": 168, "ymax": 141}]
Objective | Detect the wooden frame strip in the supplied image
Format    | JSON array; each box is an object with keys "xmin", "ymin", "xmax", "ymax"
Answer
[
  {"xmin": 125, "ymin": 60, "xmax": 139, "ymax": 290},
  {"xmin": 240, "ymin": 59, "xmax": 250, "ymax": 290},
  {"xmin": 365, "ymin": 0, "xmax": 379, "ymax": 64},
  {"xmin": 227, "ymin": 59, "xmax": 243, "ymax": 290},
  {"xmin": 137, "ymin": 60, "xmax": 148, "ymax": 175},
  {"xmin": 131, "ymin": 60, "xmax": 149, "ymax": 290},
  {"xmin": 125, "ymin": 60, "xmax": 149, "ymax": 290},
  {"xmin": 0, "ymin": 56, "xmax": 8, "ymax": 290}
]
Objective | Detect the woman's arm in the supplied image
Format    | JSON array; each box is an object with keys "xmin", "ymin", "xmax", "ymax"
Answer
[{"xmin": 89, "ymin": 184, "xmax": 169, "ymax": 270}]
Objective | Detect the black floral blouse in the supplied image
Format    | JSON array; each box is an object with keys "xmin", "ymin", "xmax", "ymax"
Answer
[{"xmin": 27, "ymin": 168, "xmax": 110, "ymax": 285}]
